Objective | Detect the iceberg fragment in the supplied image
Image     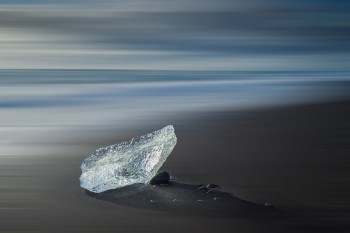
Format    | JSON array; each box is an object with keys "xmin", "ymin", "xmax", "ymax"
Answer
[{"xmin": 79, "ymin": 125, "xmax": 177, "ymax": 193}]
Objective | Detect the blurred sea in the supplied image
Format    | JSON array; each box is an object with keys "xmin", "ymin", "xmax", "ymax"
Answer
[{"xmin": 0, "ymin": 70, "xmax": 349, "ymax": 156}]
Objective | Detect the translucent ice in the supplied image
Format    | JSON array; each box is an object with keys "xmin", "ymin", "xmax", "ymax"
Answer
[{"xmin": 79, "ymin": 125, "xmax": 177, "ymax": 193}]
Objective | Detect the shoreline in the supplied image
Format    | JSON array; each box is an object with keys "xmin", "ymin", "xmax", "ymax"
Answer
[{"xmin": 1, "ymin": 98, "xmax": 350, "ymax": 232}]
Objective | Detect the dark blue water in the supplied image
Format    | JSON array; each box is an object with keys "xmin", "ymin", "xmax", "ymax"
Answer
[{"xmin": 0, "ymin": 70, "xmax": 349, "ymax": 84}]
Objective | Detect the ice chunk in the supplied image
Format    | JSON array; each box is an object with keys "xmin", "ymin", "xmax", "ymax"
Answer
[{"xmin": 79, "ymin": 125, "xmax": 177, "ymax": 193}]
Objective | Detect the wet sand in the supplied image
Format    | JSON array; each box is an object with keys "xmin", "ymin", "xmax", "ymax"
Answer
[
  {"xmin": 1, "ymin": 99, "xmax": 350, "ymax": 232},
  {"xmin": 86, "ymin": 182, "xmax": 280, "ymax": 217}
]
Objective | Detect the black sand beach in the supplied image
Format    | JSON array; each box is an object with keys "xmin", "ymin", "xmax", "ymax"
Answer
[{"xmin": 1, "ymin": 98, "xmax": 350, "ymax": 233}]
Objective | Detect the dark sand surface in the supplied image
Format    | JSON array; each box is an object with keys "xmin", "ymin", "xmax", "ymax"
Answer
[
  {"xmin": 86, "ymin": 182, "xmax": 280, "ymax": 217},
  {"xmin": 1, "ymin": 99, "xmax": 350, "ymax": 232}
]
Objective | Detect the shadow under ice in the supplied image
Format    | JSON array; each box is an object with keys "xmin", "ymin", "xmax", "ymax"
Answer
[{"xmin": 85, "ymin": 181, "xmax": 281, "ymax": 217}]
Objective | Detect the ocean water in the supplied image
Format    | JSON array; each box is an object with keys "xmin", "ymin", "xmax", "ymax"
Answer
[{"xmin": 0, "ymin": 70, "xmax": 349, "ymax": 156}]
